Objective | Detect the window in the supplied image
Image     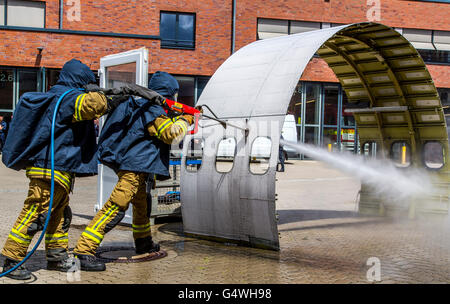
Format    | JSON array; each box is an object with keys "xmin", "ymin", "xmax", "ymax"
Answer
[
  {"xmin": 423, "ymin": 141, "xmax": 445, "ymax": 169},
  {"xmin": 249, "ymin": 137, "xmax": 272, "ymax": 174},
  {"xmin": 216, "ymin": 137, "xmax": 236, "ymax": 173},
  {"xmin": 362, "ymin": 142, "xmax": 378, "ymax": 158},
  {"xmin": 0, "ymin": 68, "xmax": 14, "ymax": 111},
  {"xmin": 150, "ymin": 74, "xmax": 209, "ymax": 105},
  {"xmin": 46, "ymin": 69, "xmax": 60, "ymax": 91},
  {"xmin": 341, "ymin": 94, "xmax": 356, "ymax": 127},
  {"xmin": 185, "ymin": 138, "xmax": 203, "ymax": 172},
  {"xmin": 196, "ymin": 77, "xmax": 210, "ymax": 102},
  {"xmin": 106, "ymin": 62, "xmax": 137, "ymax": 88},
  {"xmin": 323, "ymin": 85, "xmax": 339, "ymax": 126},
  {"xmin": 174, "ymin": 76, "xmax": 195, "ymax": 107},
  {"xmin": 391, "ymin": 141, "xmax": 411, "ymax": 167},
  {"xmin": 400, "ymin": 28, "xmax": 450, "ymax": 65},
  {"xmin": 0, "ymin": 1, "xmax": 4, "ymax": 25},
  {"xmin": 160, "ymin": 12, "xmax": 195, "ymax": 49},
  {"xmin": 0, "ymin": 67, "xmax": 40, "ymax": 114},
  {"xmin": 18, "ymin": 69, "xmax": 38, "ymax": 97},
  {"xmin": 418, "ymin": 49, "xmax": 450, "ymax": 64},
  {"xmin": 257, "ymin": 18, "xmax": 321, "ymax": 40},
  {"xmin": 403, "ymin": 28, "xmax": 434, "ymax": 50},
  {"xmin": 305, "ymin": 83, "xmax": 320, "ymax": 125},
  {"xmin": 2, "ymin": 0, "xmax": 45, "ymax": 28}
]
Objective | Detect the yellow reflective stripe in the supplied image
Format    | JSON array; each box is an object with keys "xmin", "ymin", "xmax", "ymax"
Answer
[
  {"xmin": 92, "ymin": 205, "xmax": 118, "ymax": 231},
  {"xmin": 26, "ymin": 167, "xmax": 72, "ymax": 190},
  {"xmin": 132, "ymin": 223, "xmax": 150, "ymax": 228},
  {"xmin": 11, "ymin": 228, "xmax": 33, "ymax": 240},
  {"xmin": 8, "ymin": 233, "xmax": 31, "ymax": 245},
  {"xmin": 16, "ymin": 204, "xmax": 38, "ymax": 231},
  {"xmin": 45, "ymin": 233, "xmax": 68, "ymax": 238},
  {"xmin": 157, "ymin": 119, "xmax": 173, "ymax": 137},
  {"xmin": 45, "ymin": 232, "xmax": 69, "ymax": 243},
  {"xmin": 74, "ymin": 94, "xmax": 83, "ymax": 121},
  {"xmin": 28, "ymin": 167, "xmax": 72, "ymax": 181},
  {"xmin": 132, "ymin": 222, "xmax": 151, "ymax": 233},
  {"xmin": 133, "ymin": 227, "xmax": 151, "ymax": 233},
  {"xmin": 74, "ymin": 93, "xmax": 87, "ymax": 121},
  {"xmin": 27, "ymin": 171, "xmax": 70, "ymax": 190},
  {"xmin": 82, "ymin": 230, "xmax": 102, "ymax": 244},
  {"xmin": 85, "ymin": 227, "xmax": 103, "ymax": 238}
]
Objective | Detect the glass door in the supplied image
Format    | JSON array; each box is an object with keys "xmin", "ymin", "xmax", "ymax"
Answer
[
  {"xmin": 302, "ymin": 82, "xmax": 321, "ymax": 159},
  {"xmin": 96, "ymin": 48, "xmax": 149, "ymax": 224},
  {"xmin": 340, "ymin": 92, "xmax": 358, "ymax": 153},
  {"xmin": 322, "ymin": 84, "xmax": 339, "ymax": 152}
]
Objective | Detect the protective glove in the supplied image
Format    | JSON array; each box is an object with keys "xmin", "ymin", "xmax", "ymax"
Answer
[
  {"xmin": 106, "ymin": 95, "xmax": 130, "ymax": 113},
  {"xmin": 179, "ymin": 114, "xmax": 195, "ymax": 125}
]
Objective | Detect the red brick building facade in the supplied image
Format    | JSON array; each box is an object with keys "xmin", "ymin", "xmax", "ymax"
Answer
[{"xmin": 0, "ymin": 0, "xmax": 449, "ymax": 150}]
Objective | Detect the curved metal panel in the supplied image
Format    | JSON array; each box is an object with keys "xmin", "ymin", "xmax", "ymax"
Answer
[{"xmin": 181, "ymin": 22, "xmax": 450, "ymax": 249}]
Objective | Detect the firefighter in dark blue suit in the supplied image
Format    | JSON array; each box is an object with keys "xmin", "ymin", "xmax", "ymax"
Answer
[
  {"xmin": 0, "ymin": 59, "xmax": 128, "ymax": 280},
  {"xmin": 73, "ymin": 71, "xmax": 194, "ymax": 271}
]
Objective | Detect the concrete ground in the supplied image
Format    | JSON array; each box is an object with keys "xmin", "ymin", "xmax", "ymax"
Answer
[{"xmin": 0, "ymin": 160, "xmax": 449, "ymax": 284}]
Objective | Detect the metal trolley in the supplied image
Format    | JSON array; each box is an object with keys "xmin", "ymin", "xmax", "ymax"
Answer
[
  {"xmin": 147, "ymin": 158, "xmax": 202, "ymax": 224},
  {"xmin": 147, "ymin": 159, "xmax": 182, "ymax": 224}
]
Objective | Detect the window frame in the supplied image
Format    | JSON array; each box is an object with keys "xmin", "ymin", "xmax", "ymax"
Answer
[
  {"xmin": 215, "ymin": 136, "xmax": 237, "ymax": 174},
  {"xmin": 422, "ymin": 140, "xmax": 446, "ymax": 170},
  {"xmin": 160, "ymin": 11, "xmax": 196, "ymax": 50},
  {"xmin": 361, "ymin": 141, "xmax": 379, "ymax": 159},
  {"xmin": 1, "ymin": 0, "xmax": 46, "ymax": 28},
  {"xmin": 390, "ymin": 140, "xmax": 412, "ymax": 168},
  {"xmin": 185, "ymin": 137, "xmax": 204, "ymax": 173},
  {"xmin": 0, "ymin": 66, "xmax": 41, "ymax": 114},
  {"xmin": 248, "ymin": 136, "xmax": 273, "ymax": 176}
]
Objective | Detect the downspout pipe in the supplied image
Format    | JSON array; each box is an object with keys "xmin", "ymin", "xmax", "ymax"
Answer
[
  {"xmin": 59, "ymin": 0, "xmax": 63, "ymax": 29},
  {"xmin": 231, "ymin": 0, "xmax": 236, "ymax": 54}
]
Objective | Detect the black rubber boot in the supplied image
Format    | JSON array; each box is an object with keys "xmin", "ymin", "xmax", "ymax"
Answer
[
  {"xmin": 74, "ymin": 254, "xmax": 106, "ymax": 272},
  {"xmin": 2, "ymin": 258, "xmax": 32, "ymax": 280},
  {"xmin": 47, "ymin": 255, "xmax": 77, "ymax": 272},
  {"xmin": 135, "ymin": 236, "xmax": 160, "ymax": 255}
]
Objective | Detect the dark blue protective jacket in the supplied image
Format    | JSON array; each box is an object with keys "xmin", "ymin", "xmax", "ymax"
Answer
[
  {"xmin": 1, "ymin": 59, "xmax": 99, "ymax": 174},
  {"xmin": 98, "ymin": 98, "xmax": 170, "ymax": 176},
  {"xmin": 98, "ymin": 71, "xmax": 179, "ymax": 176}
]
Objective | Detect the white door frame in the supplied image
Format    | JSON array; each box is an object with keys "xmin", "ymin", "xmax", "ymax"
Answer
[{"xmin": 96, "ymin": 47, "xmax": 149, "ymax": 224}]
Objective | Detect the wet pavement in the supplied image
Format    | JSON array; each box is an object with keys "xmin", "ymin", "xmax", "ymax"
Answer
[{"xmin": 0, "ymin": 160, "xmax": 449, "ymax": 284}]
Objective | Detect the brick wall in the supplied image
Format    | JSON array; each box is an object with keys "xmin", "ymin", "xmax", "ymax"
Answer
[
  {"xmin": 0, "ymin": 0, "xmax": 448, "ymax": 87},
  {"xmin": 235, "ymin": 0, "xmax": 450, "ymax": 87},
  {"xmin": 0, "ymin": 0, "xmax": 232, "ymax": 76}
]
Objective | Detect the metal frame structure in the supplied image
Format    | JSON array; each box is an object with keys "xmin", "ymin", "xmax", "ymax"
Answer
[{"xmin": 180, "ymin": 22, "xmax": 450, "ymax": 250}]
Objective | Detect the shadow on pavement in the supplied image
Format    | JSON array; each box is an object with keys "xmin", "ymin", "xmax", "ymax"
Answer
[{"xmin": 277, "ymin": 209, "xmax": 359, "ymax": 225}]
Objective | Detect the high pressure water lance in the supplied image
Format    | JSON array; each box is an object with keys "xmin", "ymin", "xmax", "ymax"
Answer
[{"xmin": 84, "ymin": 83, "xmax": 249, "ymax": 136}]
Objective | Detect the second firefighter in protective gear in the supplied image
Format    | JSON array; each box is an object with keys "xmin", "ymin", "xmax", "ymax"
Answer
[
  {"xmin": 73, "ymin": 71, "xmax": 194, "ymax": 271},
  {"xmin": 0, "ymin": 59, "xmax": 126, "ymax": 280}
]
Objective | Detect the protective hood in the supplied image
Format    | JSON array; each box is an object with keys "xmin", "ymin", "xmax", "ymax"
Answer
[
  {"xmin": 148, "ymin": 71, "xmax": 179, "ymax": 99},
  {"xmin": 56, "ymin": 59, "xmax": 96, "ymax": 88}
]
